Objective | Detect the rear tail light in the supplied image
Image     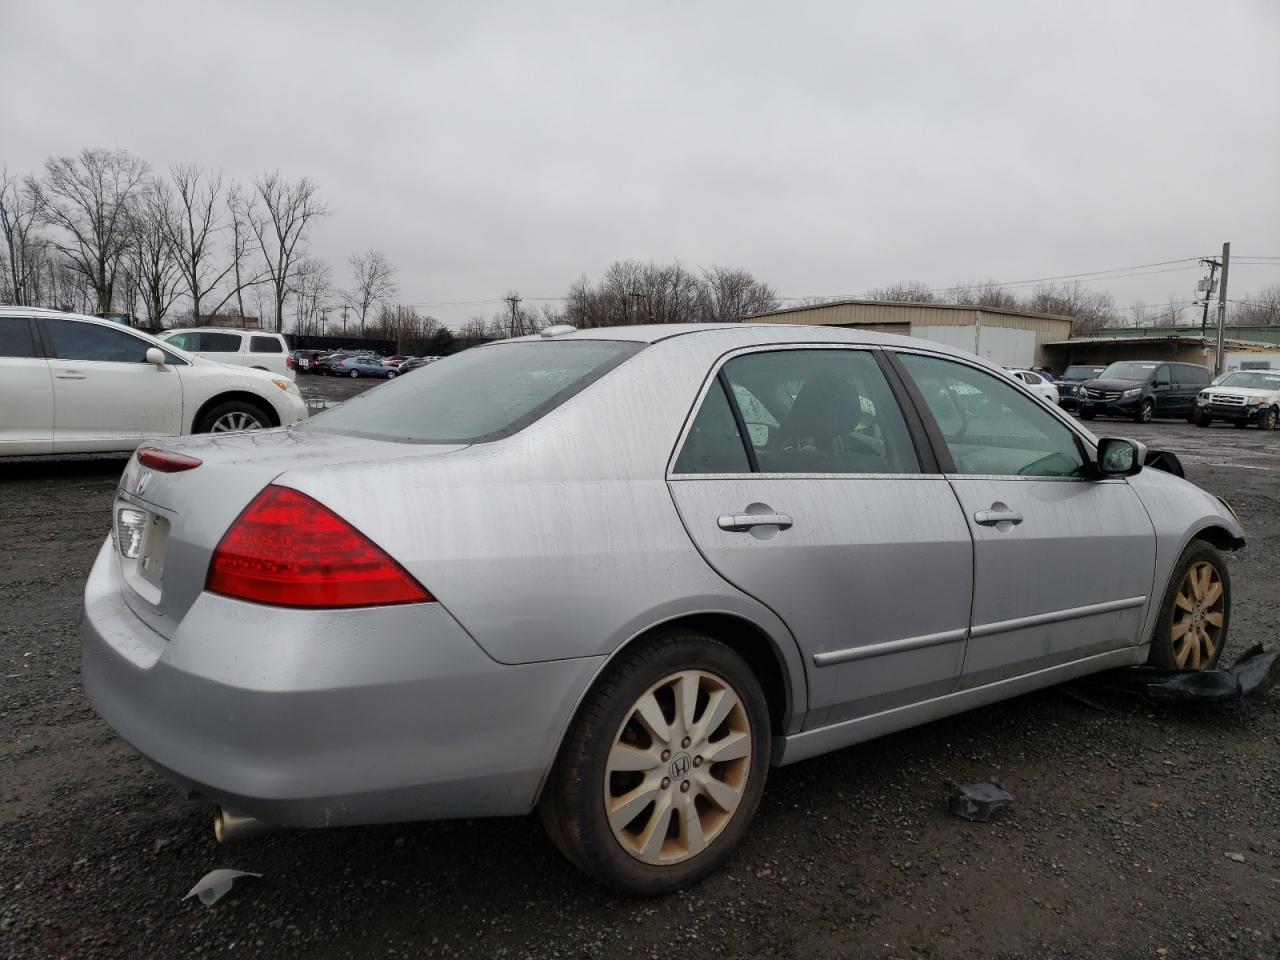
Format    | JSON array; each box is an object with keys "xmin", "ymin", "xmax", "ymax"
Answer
[
  {"xmin": 207, "ymin": 485, "xmax": 432, "ymax": 608},
  {"xmin": 137, "ymin": 448, "xmax": 203, "ymax": 472},
  {"xmin": 287, "ymin": 354, "xmax": 295, "ymax": 369}
]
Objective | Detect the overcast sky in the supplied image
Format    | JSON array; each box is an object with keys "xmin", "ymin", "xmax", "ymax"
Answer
[{"xmin": 3, "ymin": 0, "xmax": 1278, "ymax": 328}]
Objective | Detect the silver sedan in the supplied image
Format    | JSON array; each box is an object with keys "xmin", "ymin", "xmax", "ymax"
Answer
[{"xmin": 83, "ymin": 324, "xmax": 1243, "ymax": 894}]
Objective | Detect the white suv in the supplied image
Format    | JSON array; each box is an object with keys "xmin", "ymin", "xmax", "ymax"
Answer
[
  {"xmin": 1193, "ymin": 370, "xmax": 1280, "ymax": 430},
  {"xmin": 159, "ymin": 327, "xmax": 294, "ymax": 379},
  {"xmin": 0, "ymin": 308, "xmax": 307, "ymax": 456}
]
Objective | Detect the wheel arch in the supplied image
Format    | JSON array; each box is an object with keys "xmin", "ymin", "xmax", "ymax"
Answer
[
  {"xmin": 1189, "ymin": 523, "xmax": 1245, "ymax": 553},
  {"xmin": 533, "ymin": 610, "xmax": 800, "ymax": 806},
  {"xmin": 191, "ymin": 391, "xmax": 281, "ymax": 432}
]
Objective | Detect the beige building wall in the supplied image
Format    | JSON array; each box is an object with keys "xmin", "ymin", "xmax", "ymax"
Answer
[{"xmin": 750, "ymin": 300, "xmax": 1074, "ymax": 367}]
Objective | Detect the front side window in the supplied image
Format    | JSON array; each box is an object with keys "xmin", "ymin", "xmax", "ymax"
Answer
[
  {"xmin": 0, "ymin": 316, "xmax": 37, "ymax": 358},
  {"xmin": 40, "ymin": 318, "xmax": 154, "ymax": 363},
  {"xmin": 898, "ymin": 353, "xmax": 1085, "ymax": 478},
  {"xmin": 307, "ymin": 340, "xmax": 642, "ymax": 443},
  {"xmin": 676, "ymin": 349, "xmax": 920, "ymax": 475},
  {"xmin": 250, "ymin": 335, "xmax": 283, "ymax": 353}
]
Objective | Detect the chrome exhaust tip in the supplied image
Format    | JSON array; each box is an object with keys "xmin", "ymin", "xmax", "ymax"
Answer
[{"xmin": 213, "ymin": 808, "xmax": 273, "ymax": 843}]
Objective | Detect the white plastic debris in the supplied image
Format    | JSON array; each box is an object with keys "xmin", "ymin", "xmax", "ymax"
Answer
[{"xmin": 183, "ymin": 868, "xmax": 262, "ymax": 906}]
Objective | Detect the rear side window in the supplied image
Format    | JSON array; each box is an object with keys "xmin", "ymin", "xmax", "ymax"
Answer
[
  {"xmin": 197, "ymin": 332, "xmax": 242, "ymax": 352},
  {"xmin": 40, "ymin": 318, "xmax": 153, "ymax": 363},
  {"xmin": 307, "ymin": 340, "xmax": 643, "ymax": 443},
  {"xmin": 250, "ymin": 336, "xmax": 283, "ymax": 353},
  {"xmin": 1181, "ymin": 365, "xmax": 1209, "ymax": 385},
  {"xmin": 673, "ymin": 381, "xmax": 751, "ymax": 474},
  {"xmin": 0, "ymin": 316, "xmax": 37, "ymax": 358}
]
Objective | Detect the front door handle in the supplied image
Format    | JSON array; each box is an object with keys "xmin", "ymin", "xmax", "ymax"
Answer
[
  {"xmin": 974, "ymin": 506, "xmax": 1023, "ymax": 526},
  {"xmin": 718, "ymin": 512, "xmax": 793, "ymax": 532},
  {"xmin": 55, "ymin": 370, "xmax": 87, "ymax": 380}
]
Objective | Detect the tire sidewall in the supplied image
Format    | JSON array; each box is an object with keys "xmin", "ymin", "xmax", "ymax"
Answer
[
  {"xmin": 556, "ymin": 635, "xmax": 771, "ymax": 895},
  {"xmin": 1148, "ymin": 539, "xmax": 1231, "ymax": 670},
  {"xmin": 195, "ymin": 400, "xmax": 269, "ymax": 434}
]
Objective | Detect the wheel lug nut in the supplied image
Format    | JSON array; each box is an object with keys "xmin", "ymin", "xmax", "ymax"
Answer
[
  {"xmin": 661, "ymin": 750, "xmax": 670, "ymax": 762},
  {"xmin": 681, "ymin": 737, "xmax": 691, "ymax": 749},
  {"xmin": 693, "ymin": 756, "xmax": 703, "ymax": 767},
  {"xmin": 661, "ymin": 777, "xmax": 670, "ymax": 789},
  {"xmin": 680, "ymin": 781, "xmax": 690, "ymax": 793}
]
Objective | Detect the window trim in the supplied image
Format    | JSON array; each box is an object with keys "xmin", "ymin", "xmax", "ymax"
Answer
[
  {"xmin": 885, "ymin": 346, "xmax": 1105, "ymax": 483},
  {"xmin": 0, "ymin": 315, "xmax": 42, "ymax": 360},
  {"xmin": 666, "ymin": 343, "xmax": 940, "ymax": 481},
  {"xmin": 36, "ymin": 316, "xmax": 189, "ymax": 366}
]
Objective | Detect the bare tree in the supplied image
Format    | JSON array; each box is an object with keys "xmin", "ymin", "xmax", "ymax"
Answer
[
  {"xmin": 1026, "ymin": 282, "xmax": 1116, "ymax": 334},
  {"xmin": 126, "ymin": 180, "xmax": 183, "ymax": 326},
  {"xmin": 697, "ymin": 265, "xmax": 779, "ymax": 322},
  {"xmin": 25, "ymin": 148, "xmax": 150, "ymax": 313},
  {"xmin": 1231, "ymin": 285, "xmax": 1280, "ymax": 326},
  {"xmin": 341, "ymin": 249, "xmax": 398, "ymax": 335},
  {"xmin": 288, "ymin": 257, "xmax": 331, "ymax": 335},
  {"xmin": 244, "ymin": 171, "xmax": 327, "ymax": 332},
  {"xmin": 945, "ymin": 279, "xmax": 1021, "ymax": 311},
  {"xmin": 165, "ymin": 164, "xmax": 256, "ymax": 323},
  {"xmin": 1, "ymin": 166, "xmax": 43, "ymax": 305},
  {"xmin": 868, "ymin": 280, "xmax": 936, "ymax": 303}
]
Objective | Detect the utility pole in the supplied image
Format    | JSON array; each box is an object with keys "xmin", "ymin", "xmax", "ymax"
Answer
[
  {"xmin": 1198, "ymin": 258, "xmax": 1220, "ymax": 334},
  {"xmin": 505, "ymin": 294, "xmax": 521, "ymax": 338},
  {"xmin": 1214, "ymin": 242, "xmax": 1231, "ymax": 375},
  {"xmin": 628, "ymin": 291, "xmax": 646, "ymax": 324}
]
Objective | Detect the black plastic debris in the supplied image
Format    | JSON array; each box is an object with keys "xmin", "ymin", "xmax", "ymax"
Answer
[
  {"xmin": 1090, "ymin": 644, "xmax": 1280, "ymax": 704},
  {"xmin": 944, "ymin": 778, "xmax": 1012, "ymax": 822}
]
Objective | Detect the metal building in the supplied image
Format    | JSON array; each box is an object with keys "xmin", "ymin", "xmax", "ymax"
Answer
[{"xmin": 748, "ymin": 300, "xmax": 1074, "ymax": 368}]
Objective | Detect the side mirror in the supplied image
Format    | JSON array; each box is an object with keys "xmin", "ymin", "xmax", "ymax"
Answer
[
  {"xmin": 145, "ymin": 347, "xmax": 166, "ymax": 366},
  {"xmin": 1096, "ymin": 437, "xmax": 1146, "ymax": 477}
]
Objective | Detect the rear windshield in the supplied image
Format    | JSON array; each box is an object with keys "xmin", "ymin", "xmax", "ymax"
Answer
[{"xmin": 305, "ymin": 339, "xmax": 643, "ymax": 443}]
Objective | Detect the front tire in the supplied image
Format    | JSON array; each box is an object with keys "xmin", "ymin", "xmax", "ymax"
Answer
[
  {"xmin": 349, "ymin": 369, "xmax": 359, "ymax": 378},
  {"xmin": 1135, "ymin": 399, "xmax": 1154, "ymax": 423},
  {"xmin": 540, "ymin": 631, "xmax": 770, "ymax": 895},
  {"xmin": 1258, "ymin": 407, "xmax": 1278, "ymax": 430},
  {"xmin": 1080, "ymin": 410, "xmax": 1096, "ymax": 421},
  {"xmin": 1148, "ymin": 540, "xmax": 1230, "ymax": 671},
  {"xmin": 196, "ymin": 400, "xmax": 270, "ymax": 434},
  {"xmin": 1191, "ymin": 409, "xmax": 1211, "ymax": 427}
]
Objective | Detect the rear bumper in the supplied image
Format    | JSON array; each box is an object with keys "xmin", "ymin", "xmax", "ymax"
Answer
[{"xmin": 81, "ymin": 539, "xmax": 602, "ymax": 827}]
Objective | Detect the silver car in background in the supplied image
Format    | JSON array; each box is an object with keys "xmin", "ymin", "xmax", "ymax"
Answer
[{"xmin": 83, "ymin": 324, "xmax": 1243, "ymax": 894}]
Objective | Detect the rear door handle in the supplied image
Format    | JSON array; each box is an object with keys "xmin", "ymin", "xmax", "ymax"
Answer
[
  {"xmin": 718, "ymin": 512, "xmax": 793, "ymax": 532},
  {"xmin": 55, "ymin": 370, "xmax": 87, "ymax": 380},
  {"xmin": 974, "ymin": 507, "xmax": 1023, "ymax": 526}
]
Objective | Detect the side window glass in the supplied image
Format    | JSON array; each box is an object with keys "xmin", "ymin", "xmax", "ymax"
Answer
[
  {"xmin": 164, "ymin": 332, "xmax": 192, "ymax": 350},
  {"xmin": 898, "ymin": 353, "xmax": 1085, "ymax": 478},
  {"xmin": 250, "ymin": 335, "xmax": 283, "ymax": 353},
  {"xmin": 41, "ymin": 318, "xmax": 151, "ymax": 363},
  {"xmin": 0, "ymin": 316, "xmax": 37, "ymax": 358},
  {"xmin": 722, "ymin": 349, "xmax": 919, "ymax": 474},
  {"xmin": 201, "ymin": 332, "xmax": 242, "ymax": 352},
  {"xmin": 673, "ymin": 380, "xmax": 751, "ymax": 474}
]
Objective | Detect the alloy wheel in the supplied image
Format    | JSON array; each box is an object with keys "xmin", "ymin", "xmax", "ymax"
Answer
[
  {"xmin": 1139, "ymin": 400, "xmax": 1154, "ymax": 423},
  {"xmin": 1171, "ymin": 561, "xmax": 1225, "ymax": 670},
  {"xmin": 210, "ymin": 410, "xmax": 264, "ymax": 432},
  {"xmin": 1263, "ymin": 408, "xmax": 1278, "ymax": 430},
  {"xmin": 604, "ymin": 670, "xmax": 752, "ymax": 865}
]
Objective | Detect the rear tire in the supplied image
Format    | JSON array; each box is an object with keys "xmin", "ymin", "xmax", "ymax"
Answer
[
  {"xmin": 349, "ymin": 370, "xmax": 359, "ymax": 378},
  {"xmin": 1147, "ymin": 540, "xmax": 1230, "ymax": 671},
  {"xmin": 539, "ymin": 631, "xmax": 770, "ymax": 895}
]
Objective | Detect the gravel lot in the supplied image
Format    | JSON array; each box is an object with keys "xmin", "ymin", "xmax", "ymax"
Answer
[{"xmin": 2, "ymin": 383, "xmax": 1277, "ymax": 960}]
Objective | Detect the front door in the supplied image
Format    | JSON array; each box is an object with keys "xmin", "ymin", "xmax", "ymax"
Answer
[
  {"xmin": 38, "ymin": 317, "xmax": 183, "ymax": 452},
  {"xmin": 894, "ymin": 351, "xmax": 1156, "ymax": 688},
  {"xmin": 667, "ymin": 347, "xmax": 974, "ymax": 727},
  {"xmin": 0, "ymin": 316, "xmax": 54, "ymax": 455}
]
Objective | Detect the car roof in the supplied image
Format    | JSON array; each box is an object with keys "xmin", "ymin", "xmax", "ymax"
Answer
[{"xmin": 164, "ymin": 327, "xmax": 281, "ymax": 336}]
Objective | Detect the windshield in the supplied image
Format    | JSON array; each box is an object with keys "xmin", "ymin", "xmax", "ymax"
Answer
[
  {"xmin": 1099, "ymin": 362, "xmax": 1158, "ymax": 380},
  {"xmin": 1218, "ymin": 371, "xmax": 1280, "ymax": 390},
  {"xmin": 305, "ymin": 339, "xmax": 643, "ymax": 443},
  {"xmin": 1062, "ymin": 365, "xmax": 1104, "ymax": 381}
]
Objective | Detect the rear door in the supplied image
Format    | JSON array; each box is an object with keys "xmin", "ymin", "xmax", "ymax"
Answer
[
  {"xmin": 667, "ymin": 346, "xmax": 974, "ymax": 727},
  {"xmin": 38, "ymin": 317, "xmax": 184, "ymax": 452},
  {"xmin": 0, "ymin": 316, "xmax": 54, "ymax": 455},
  {"xmin": 893, "ymin": 350, "xmax": 1156, "ymax": 688}
]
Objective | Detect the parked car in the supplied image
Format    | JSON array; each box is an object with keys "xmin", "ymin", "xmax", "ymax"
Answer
[
  {"xmin": 0, "ymin": 307, "xmax": 307, "ymax": 456},
  {"xmin": 83, "ymin": 324, "xmax": 1242, "ymax": 894},
  {"xmin": 1006, "ymin": 367, "xmax": 1060, "ymax": 405},
  {"xmin": 382, "ymin": 355, "xmax": 411, "ymax": 368},
  {"xmin": 1078, "ymin": 361, "xmax": 1210, "ymax": 423},
  {"xmin": 334, "ymin": 356, "xmax": 399, "ymax": 378},
  {"xmin": 1053, "ymin": 364, "xmax": 1106, "ymax": 412},
  {"xmin": 1191, "ymin": 370, "xmax": 1280, "ymax": 429},
  {"xmin": 292, "ymin": 349, "xmax": 326, "ymax": 374},
  {"xmin": 398, "ymin": 356, "xmax": 439, "ymax": 373},
  {"xmin": 159, "ymin": 327, "xmax": 294, "ymax": 380}
]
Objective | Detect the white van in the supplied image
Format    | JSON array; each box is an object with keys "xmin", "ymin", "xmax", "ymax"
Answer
[{"xmin": 160, "ymin": 328, "xmax": 294, "ymax": 379}]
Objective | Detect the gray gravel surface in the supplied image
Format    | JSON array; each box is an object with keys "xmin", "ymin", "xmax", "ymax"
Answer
[{"xmin": 2, "ymin": 394, "xmax": 1277, "ymax": 959}]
